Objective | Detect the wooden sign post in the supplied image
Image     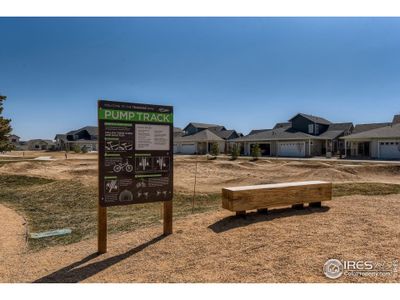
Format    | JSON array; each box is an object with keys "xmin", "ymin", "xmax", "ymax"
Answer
[{"xmin": 97, "ymin": 100, "xmax": 174, "ymax": 254}]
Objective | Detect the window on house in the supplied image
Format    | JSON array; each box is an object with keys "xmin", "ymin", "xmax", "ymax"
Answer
[
  {"xmin": 308, "ymin": 124, "xmax": 314, "ymax": 134},
  {"xmin": 315, "ymin": 124, "xmax": 319, "ymax": 135}
]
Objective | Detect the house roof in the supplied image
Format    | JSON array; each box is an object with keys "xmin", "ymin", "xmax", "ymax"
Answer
[
  {"xmin": 318, "ymin": 130, "xmax": 345, "ymax": 140},
  {"xmin": 174, "ymin": 129, "xmax": 224, "ymax": 143},
  {"xmin": 327, "ymin": 122, "xmax": 353, "ymax": 131},
  {"xmin": 183, "ymin": 122, "xmax": 224, "ymax": 130},
  {"xmin": 186, "ymin": 122, "xmax": 220, "ymax": 128},
  {"xmin": 290, "ymin": 113, "xmax": 331, "ymax": 125},
  {"xmin": 248, "ymin": 129, "xmax": 271, "ymax": 135},
  {"xmin": 54, "ymin": 134, "xmax": 67, "ymax": 141},
  {"xmin": 343, "ymin": 124, "xmax": 400, "ymax": 140},
  {"xmin": 230, "ymin": 127, "xmax": 319, "ymax": 142},
  {"xmin": 173, "ymin": 127, "xmax": 184, "ymax": 137},
  {"xmin": 67, "ymin": 126, "xmax": 98, "ymax": 136},
  {"xmin": 273, "ymin": 122, "xmax": 291, "ymax": 129},
  {"xmin": 316, "ymin": 122, "xmax": 354, "ymax": 140},
  {"xmin": 208, "ymin": 128, "xmax": 238, "ymax": 140},
  {"xmin": 28, "ymin": 139, "xmax": 55, "ymax": 145},
  {"xmin": 352, "ymin": 123, "xmax": 391, "ymax": 134}
]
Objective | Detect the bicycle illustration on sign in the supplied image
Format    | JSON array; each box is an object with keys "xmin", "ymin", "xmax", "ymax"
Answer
[
  {"xmin": 113, "ymin": 160, "xmax": 134, "ymax": 173},
  {"xmin": 106, "ymin": 141, "xmax": 133, "ymax": 151}
]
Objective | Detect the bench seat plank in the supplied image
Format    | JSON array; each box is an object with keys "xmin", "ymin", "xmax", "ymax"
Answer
[{"xmin": 222, "ymin": 181, "xmax": 332, "ymax": 212}]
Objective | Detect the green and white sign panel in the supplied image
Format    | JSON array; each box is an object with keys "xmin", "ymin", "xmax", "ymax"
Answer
[{"xmin": 98, "ymin": 100, "xmax": 173, "ymax": 207}]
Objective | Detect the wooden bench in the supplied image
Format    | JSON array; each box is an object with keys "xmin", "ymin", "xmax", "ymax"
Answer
[{"xmin": 222, "ymin": 181, "xmax": 332, "ymax": 216}]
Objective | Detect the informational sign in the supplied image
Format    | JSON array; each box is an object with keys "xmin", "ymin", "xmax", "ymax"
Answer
[{"xmin": 98, "ymin": 100, "xmax": 173, "ymax": 207}]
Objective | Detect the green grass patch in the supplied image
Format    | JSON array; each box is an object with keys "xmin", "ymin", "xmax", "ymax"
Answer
[
  {"xmin": 333, "ymin": 182, "xmax": 400, "ymax": 197},
  {"xmin": 0, "ymin": 175, "xmax": 220, "ymax": 251}
]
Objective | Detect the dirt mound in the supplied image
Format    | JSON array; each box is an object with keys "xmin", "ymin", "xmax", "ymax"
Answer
[
  {"xmin": 238, "ymin": 161, "xmax": 259, "ymax": 168},
  {"xmin": 283, "ymin": 161, "xmax": 332, "ymax": 169},
  {"xmin": 0, "ymin": 161, "xmax": 41, "ymax": 173},
  {"xmin": 68, "ymin": 167, "xmax": 98, "ymax": 176},
  {"xmin": 301, "ymin": 167, "xmax": 360, "ymax": 182}
]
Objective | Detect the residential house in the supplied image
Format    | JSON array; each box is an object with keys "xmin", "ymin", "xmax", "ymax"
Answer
[
  {"xmin": 55, "ymin": 126, "xmax": 98, "ymax": 151},
  {"xmin": 208, "ymin": 127, "xmax": 241, "ymax": 153},
  {"xmin": 174, "ymin": 129, "xmax": 225, "ymax": 154},
  {"xmin": 8, "ymin": 134, "xmax": 20, "ymax": 145},
  {"xmin": 173, "ymin": 127, "xmax": 184, "ymax": 138},
  {"xmin": 174, "ymin": 122, "xmax": 240, "ymax": 154},
  {"xmin": 231, "ymin": 113, "xmax": 353, "ymax": 158},
  {"xmin": 7, "ymin": 134, "xmax": 28, "ymax": 150},
  {"xmin": 342, "ymin": 114, "xmax": 400, "ymax": 160},
  {"xmin": 27, "ymin": 139, "xmax": 56, "ymax": 150}
]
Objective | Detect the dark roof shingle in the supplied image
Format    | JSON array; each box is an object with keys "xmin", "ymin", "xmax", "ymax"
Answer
[
  {"xmin": 174, "ymin": 129, "xmax": 224, "ymax": 142},
  {"xmin": 344, "ymin": 124, "xmax": 400, "ymax": 139},
  {"xmin": 353, "ymin": 123, "xmax": 391, "ymax": 134},
  {"xmin": 290, "ymin": 113, "xmax": 331, "ymax": 125}
]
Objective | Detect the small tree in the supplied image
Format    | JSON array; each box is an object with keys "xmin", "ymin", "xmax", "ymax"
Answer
[
  {"xmin": 0, "ymin": 95, "xmax": 15, "ymax": 152},
  {"xmin": 210, "ymin": 142, "xmax": 219, "ymax": 157},
  {"xmin": 72, "ymin": 144, "xmax": 81, "ymax": 153},
  {"xmin": 81, "ymin": 145, "xmax": 88, "ymax": 153},
  {"xmin": 251, "ymin": 144, "xmax": 261, "ymax": 161},
  {"xmin": 230, "ymin": 144, "xmax": 240, "ymax": 160}
]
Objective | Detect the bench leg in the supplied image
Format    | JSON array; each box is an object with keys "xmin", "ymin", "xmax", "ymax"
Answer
[
  {"xmin": 257, "ymin": 208, "xmax": 269, "ymax": 214},
  {"xmin": 292, "ymin": 204, "xmax": 304, "ymax": 210},
  {"xmin": 236, "ymin": 211, "xmax": 246, "ymax": 217},
  {"xmin": 309, "ymin": 202, "xmax": 322, "ymax": 208}
]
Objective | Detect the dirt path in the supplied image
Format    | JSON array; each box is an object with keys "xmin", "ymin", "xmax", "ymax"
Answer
[
  {"xmin": 3, "ymin": 194, "xmax": 398, "ymax": 283},
  {"xmin": 0, "ymin": 204, "xmax": 27, "ymax": 282}
]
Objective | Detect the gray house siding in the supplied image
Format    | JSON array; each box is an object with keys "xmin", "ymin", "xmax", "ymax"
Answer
[
  {"xmin": 183, "ymin": 124, "xmax": 200, "ymax": 136},
  {"xmin": 291, "ymin": 115, "xmax": 329, "ymax": 135}
]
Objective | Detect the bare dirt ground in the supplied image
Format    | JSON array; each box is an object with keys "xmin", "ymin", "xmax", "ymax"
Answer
[
  {"xmin": 0, "ymin": 152, "xmax": 399, "ymax": 282},
  {"xmin": 2, "ymin": 194, "xmax": 399, "ymax": 283},
  {"xmin": 0, "ymin": 204, "xmax": 27, "ymax": 282}
]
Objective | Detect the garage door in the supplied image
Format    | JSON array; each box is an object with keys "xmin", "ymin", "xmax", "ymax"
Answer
[
  {"xmin": 181, "ymin": 143, "xmax": 196, "ymax": 154},
  {"xmin": 277, "ymin": 142, "xmax": 305, "ymax": 157},
  {"xmin": 379, "ymin": 141, "xmax": 400, "ymax": 159}
]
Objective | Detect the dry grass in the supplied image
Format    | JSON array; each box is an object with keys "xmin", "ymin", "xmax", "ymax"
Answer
[{"xmin": 0, "ymin": 175, "xmax": 220, "ymax": 251}]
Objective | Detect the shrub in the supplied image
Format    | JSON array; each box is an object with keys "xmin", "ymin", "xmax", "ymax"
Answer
[
  {"xmin": 72, "ymin": 144, "xmax": 81, "ymax": 153},
  {"xmin": 230, "ymin": 144, "xmax": 240, "ymax": 160},
  {"xmin": 81, "ymin": 146, "xmax": 88, "ymax": 153},
  {"xmin": 210, "ymin": 142, "xmax": 219, "ymax": 157},
  {"xmin": 251, "ymin": 144, "xmax": 261, "ymax": 161}
]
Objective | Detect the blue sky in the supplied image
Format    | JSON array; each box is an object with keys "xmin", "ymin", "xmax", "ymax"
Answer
[{"xmin": 1, "ymin": 17, "xmax": 400, "ymax": 140}]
